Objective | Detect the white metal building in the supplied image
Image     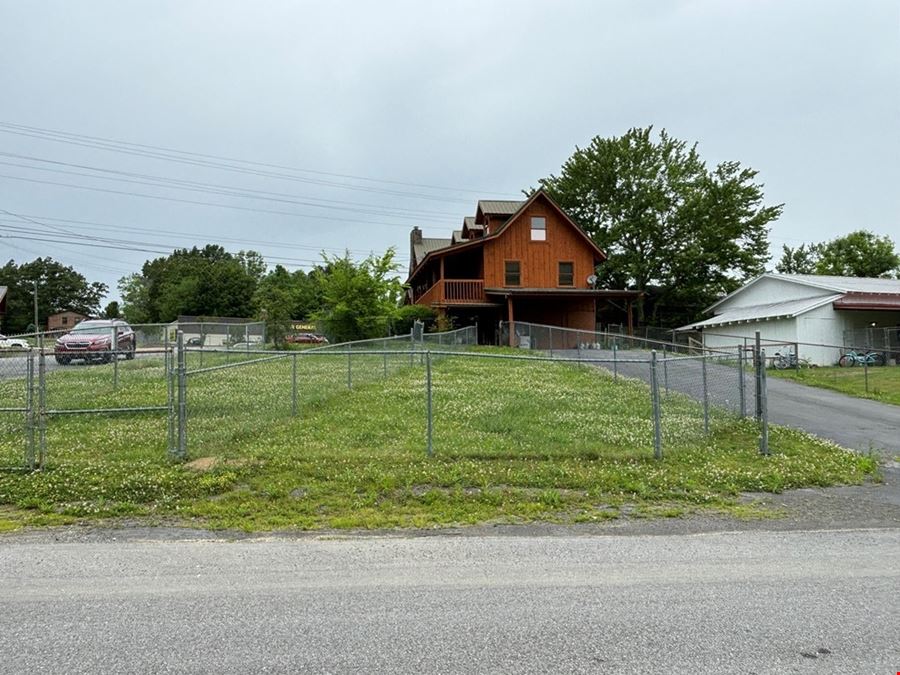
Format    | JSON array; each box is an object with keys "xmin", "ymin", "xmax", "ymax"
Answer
[{"xmin": 678, "ymin": 274, "xmax": 900, "ymax": 365}]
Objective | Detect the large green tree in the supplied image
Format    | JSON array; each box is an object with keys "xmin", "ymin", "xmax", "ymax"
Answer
[
  {"xmin": 536, "ymin": 127, "xmax": 782, "ymax": 325},
  {"xmin": 776, "ymin": 231, "xmax": 899, "ymax": 278},
  {"xmin": 253, "ymin": 265, "xmax": 301, "ymax": 346},
  {"xmin": 0, "ymin": 257, "xmax": 107, "ymax": 333},
  {"xmin": 118, "ymin": 245, "xmax": 263, "ymax": 323},
  {"xmin": 314, "ymin": 249, "xmax": 403, "ymax": 342}
]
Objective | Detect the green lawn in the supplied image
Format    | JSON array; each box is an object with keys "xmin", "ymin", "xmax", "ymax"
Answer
[
  {"xmin": 768, "ymin": 365, "xmax": 900, "ymax": 406},
  {"xmin": 0, "ymin": 350, "xmax": 877, "ymax": 532}
]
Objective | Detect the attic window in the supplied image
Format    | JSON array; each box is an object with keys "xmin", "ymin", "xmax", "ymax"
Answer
[{"xmin": 530, "ymin": 217, "xmax": 546, "ymax": 241}]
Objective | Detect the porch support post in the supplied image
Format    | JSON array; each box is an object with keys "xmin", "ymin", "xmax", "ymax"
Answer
[{"xmin": 507, "ymin": 296, "xmax": 515, "ymax": 347}]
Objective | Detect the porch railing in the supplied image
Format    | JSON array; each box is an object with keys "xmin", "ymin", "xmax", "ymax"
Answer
[{"xmin": 415, "ymin": 279, "xmax": 486, "ymax": 305}]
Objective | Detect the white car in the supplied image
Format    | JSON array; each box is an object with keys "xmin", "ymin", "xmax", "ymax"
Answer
[{"xmin": 0, "ymin": 334, "xmax": 31, "ymax": 350}]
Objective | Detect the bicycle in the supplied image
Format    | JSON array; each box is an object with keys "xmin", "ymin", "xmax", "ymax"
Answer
[
  {"xmin": 773, "ymin": 350, "xmax": 813, "ymax": 369},
  {"xmin": 838, "ymin": 350, "xmax": 885, "ymax": 367}
]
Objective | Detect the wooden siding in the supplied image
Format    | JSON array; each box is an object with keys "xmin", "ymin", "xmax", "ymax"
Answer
[{"xmin": 483, "ymin": 200, "xmax": 598, "ymax": 289}]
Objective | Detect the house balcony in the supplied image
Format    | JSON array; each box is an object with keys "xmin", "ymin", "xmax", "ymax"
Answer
[{"xmin": 416, "ymin": 279, "xmax": 487, "ymax": 305}]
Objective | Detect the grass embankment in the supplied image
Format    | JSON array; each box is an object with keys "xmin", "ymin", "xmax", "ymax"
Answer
[
  {"xmin": 768, "ymin": 365, "xmax": 900, "ymax": 406},
  {"xmin": 0, "ymin": 350, "xmax": 877, "ymax": 532}
]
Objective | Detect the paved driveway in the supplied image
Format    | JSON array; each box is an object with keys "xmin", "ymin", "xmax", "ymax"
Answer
[{"xmin": 565, "ymin": 348, "xmax": 900, "ymax": 456}]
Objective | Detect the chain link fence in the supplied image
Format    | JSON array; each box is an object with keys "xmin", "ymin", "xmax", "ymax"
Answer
[{"xmin": 1, "ymin": 320, "xmax": 774, "ymax": 470}]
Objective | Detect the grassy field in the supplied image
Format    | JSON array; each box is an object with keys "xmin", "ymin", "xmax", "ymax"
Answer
[
  {"xmin": 0, "ymin": 349, "xmax": 878, "ymax": 532},
  {"xmin": 768, "ymin": 365, "xmax": 900, "ymax": 406}
]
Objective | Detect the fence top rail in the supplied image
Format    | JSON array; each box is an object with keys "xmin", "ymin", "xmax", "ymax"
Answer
[
  {"xmin": 186, "ymin": 351, "xmax": 291, "ymax": 375},
  {"xmin": 699, "ymin": 331, "xmax": 898, "ymax": 354},
  {"xmin": 305, "ymin": 332, "xmax": 414, "ymax": 352},
  {"xmin": 501, "ymin": 320, "xmax": 735, "ymax": 355}
]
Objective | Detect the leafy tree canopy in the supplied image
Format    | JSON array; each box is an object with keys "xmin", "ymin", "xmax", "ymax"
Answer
[
  {"xmin": 536, "ymin": 126, "xmax": 782, "ymax": 325},
  {"xmin": 118, "ymin": 245, "xmax": 263, "ymax": 323},
  {"xmin": 777, "ymin": 230, "xmax": 899, "ymax": 278},
  {"xmin": 314, "ymin": 249, "xmax": 403, "ymax": 342},
  {"xmin": 0, "ymin": 257, "xmax": 107, "ymax": 333}
]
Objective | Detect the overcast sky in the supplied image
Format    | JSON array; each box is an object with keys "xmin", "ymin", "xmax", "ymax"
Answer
[{"xmin": 1, "ymin": 0, "xmax": 897, "ymax": 302}]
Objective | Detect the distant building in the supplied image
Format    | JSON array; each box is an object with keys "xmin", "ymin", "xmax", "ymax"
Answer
[
  {"xmin": 679, "ymin": 273, "xmax": 900, "ymax": 365},
  {"xmin": 0, "ymin": 286, "xmax": 7, "ymax": 327},
  {"xmin": 47, "ymin": 311, "xmax": 90, "ymax": 332}
]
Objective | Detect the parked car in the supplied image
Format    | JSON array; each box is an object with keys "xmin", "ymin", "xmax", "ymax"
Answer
[
  {"xmin": 0, "ymin": 334, "xmax": 31, "ymax": 350},
  {"xmin": 54, "ymin": 319, "xmax": 136, "ymax": 365},
  {"xmin": 285, "ymin": 333, "xmax": 329, "ymax": 344}
]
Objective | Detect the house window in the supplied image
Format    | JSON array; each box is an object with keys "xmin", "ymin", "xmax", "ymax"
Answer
[
  {"xmin": 530, "ymin": 216, "xmax": 546, "ymax": 241},
  {"xmin": 62, "ymin": 317, "xmax": 68, "ymax": 325},
  {"xmin": 504, "ymin": 260, "xmax": 521, "ymax": 286},
  {"xmin": 558, "ymin": 262, "xmax": 574, "ymax": 286}
]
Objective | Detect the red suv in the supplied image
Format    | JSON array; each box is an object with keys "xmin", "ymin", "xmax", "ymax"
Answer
[{"xmin": 54, "ymin": 319, "xmax": 136, "ymax": 365}]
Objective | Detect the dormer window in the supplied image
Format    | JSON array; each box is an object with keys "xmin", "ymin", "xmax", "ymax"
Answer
[{"xmin": 530, "ymin": 217, "xmax": 546, "ymax": 241}]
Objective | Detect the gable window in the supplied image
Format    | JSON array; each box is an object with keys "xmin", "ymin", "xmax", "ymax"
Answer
[
  {"xmin": 530, "ymin": 216, "xmax": 546, "ymax": 241},
  {"xmin": 558, "ymin": 262, "xmax": 574, "ymax": 286},
  {"xmin": 62, "ymin": 316, "xmax": 69, "ymax": 325},
  {"xmin": 504, "ymin": 260, "xmax": 521, "ymax": 286}
]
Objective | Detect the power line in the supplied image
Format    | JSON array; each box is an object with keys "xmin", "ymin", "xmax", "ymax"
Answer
[
  {"xmin": 0, "ymin": 214, "xmax": 412, "ymax": 260},
  {"xmin": 0, "ymin": 120, "xmax": 516, "ymax": 197},
  {"xmin": 0, "ymin": 210, "xmax": 410, "ymax": 271},
  {"xmin": 0, "ymin": 173, "xmax": 446, "ymax": 229},
  {"xmin": 0, "ymin": 121, "xmax": 517, "ymax": 203},
  {"xmin": 0, "ymin": 151, "xmax": 463, "ymax": 221}
]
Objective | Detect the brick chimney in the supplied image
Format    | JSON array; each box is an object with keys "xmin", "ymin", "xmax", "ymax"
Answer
[{"xmin": 410, "ymin": 226, "xmax": 423, "ymax": 276}]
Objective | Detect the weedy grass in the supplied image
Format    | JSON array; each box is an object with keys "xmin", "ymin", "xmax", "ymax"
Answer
[
  {"xmin": 768, "ymin": 365, "xmax": 900, "ymax": 406},
  {"xmin": 0, "ymin": 350, "xmax": 877, "ymax": 532}
]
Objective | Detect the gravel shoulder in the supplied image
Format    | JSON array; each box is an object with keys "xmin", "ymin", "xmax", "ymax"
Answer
[{"xmin": 4, "ymin": 465, "xmax": 897, "ymax": 545}]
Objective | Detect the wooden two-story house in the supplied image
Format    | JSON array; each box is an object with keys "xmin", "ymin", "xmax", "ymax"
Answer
[{"xmin": 406, "ymin": 189, "xmax": 640, "ymax": 344}]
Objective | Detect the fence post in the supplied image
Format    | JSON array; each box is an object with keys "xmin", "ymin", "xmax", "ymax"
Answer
[
  {"xmin": 662, "ymin": 346, "xmax": 669, "ymax": 397},
  {"xmin": 164, "ymin": 329, "xmax": 170, "ymax": 375},
  {"xmin": 759, "ymin": 348, "xmax": 769, "ymax": 456},
  {"xmin": 548, "ymin": 326, "xmax": 554, "ymax": 358},
  {"xmin": 425, "ymin": 350, "xmax": 433, "ymax": 457},
  {"xmin": 176, "ymin": 330, "xmax": 187, "ymax": 460},
  {"xmin": 737, "ymin": 345, "xmax": 746, "ymax": 419},
  {"xmin": 864, "ymin": 358, "xmax": 869, "ymax": 394},
  {"xmin": 346, "ymin": 345, "xmax": 352, "ymax": 390},
  {"xmin": 245, "ymin": 325, "xmax": 250, "ymax": 354},
  {"xmin": 383, "ymin": 350, "xmax": 388, "ymax": 378},
  {"xmin": 291, "ymin": 352, "xmax": 298, "ymax": 417},
  {"xmin": 754, "ymin": 331, "xmax": 762, "ymax": 421},
  {"xmin": 613, "ymin": 343, "xmax": 618, "ymax": 381},
  {"xmin": 650, "ymin": 350, "xmax": 662, "ymax": 460},
  {"xmin": 112, "ymin": 324, "xmax": 119, "ymax": 391},
  {"xmin": 701, "ymin": 354, "xmax": 709, "ymax": 435},
  {"xmin": 37, "ymin": 346, "xmax": 46, "ymax": 468},
  {"xmin": 167, "ymin": 335, "xmax": 176, "ymax": 456},
  {"xmin": 25, "ymin": 350, "xmax": 35, "ymax": 470}
]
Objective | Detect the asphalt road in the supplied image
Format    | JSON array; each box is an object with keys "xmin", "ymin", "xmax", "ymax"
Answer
[
  {"xmin": 0, "ymin": 349, "xmax": 164, "ymax": 381},
  {"xmin": 1, "ymin": 528, "xmax": 897, "ymax": 674},
  {"xmin": 573, "ymin": 348, "xmax": 900, "ymax": 456}
]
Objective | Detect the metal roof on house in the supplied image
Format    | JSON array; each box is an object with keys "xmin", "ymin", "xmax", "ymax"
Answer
[
  {"xmin": 679, "ymin": 295, "xmax": 843, "ymax": 331},
  {"xmin": 705, "ymin": 273, "xmax": 900, "ymax": 314},
  {"xmin": 477, "ymin": 200, "xmax": 524, "ymax": 215},
  {"xmin": 413, "ymin": 238, "xmax": 452, "ymax": 265},
  {"xmin": 771, "ymin": 273, "xmax": 900, "ymax": 294},
  {"xmin": 463, "ymin": 216, "xmax": 482, "ymax": 230},
  {"xmin": 833, "ymin": 293, "xmax": 900, "ymax": 310}
]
